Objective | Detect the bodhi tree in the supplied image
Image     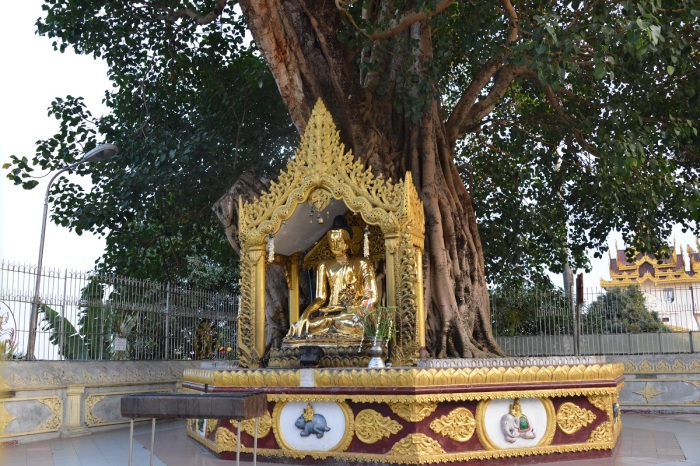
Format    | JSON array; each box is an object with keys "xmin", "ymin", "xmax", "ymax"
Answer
[{"xmin": 7, "ymin": 0, "xmax": 699, "ymax": 357}]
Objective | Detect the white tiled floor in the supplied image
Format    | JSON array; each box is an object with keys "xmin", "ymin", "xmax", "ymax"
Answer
[{"xmin": 2, "ymin": 413, "xmax": 699, "ymax": 465}]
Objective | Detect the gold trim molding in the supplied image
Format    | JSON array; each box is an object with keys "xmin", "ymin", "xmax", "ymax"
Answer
[
  {"xmin": 184, "ymin": 363, "xmax": 624, "ymax": 389},
  {"xmin": 0, "ymin": 396, "xmax": 63, "ymax": 438}
]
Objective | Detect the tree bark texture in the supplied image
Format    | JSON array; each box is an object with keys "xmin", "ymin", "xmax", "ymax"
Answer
[{"xmin": 238, "ymin": 0, "xmax": 503, "ymax": 357}]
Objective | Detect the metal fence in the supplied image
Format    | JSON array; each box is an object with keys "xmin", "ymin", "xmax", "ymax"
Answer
[
  {"xmin": 491, "ymin": 285, "xmax": 700, "ymax": 357},
  {"xmin": 0, "ymin": 261, "xmax": 238, "ymax": 361},
  {"xmin": 4, "ymin": 259, "xmax": 699, "ymax": 360}
]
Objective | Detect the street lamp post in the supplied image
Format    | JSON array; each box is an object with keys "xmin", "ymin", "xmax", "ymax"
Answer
[{"xmin": 26, "ymin": 144, "xmax": 119, "ymax": 360}]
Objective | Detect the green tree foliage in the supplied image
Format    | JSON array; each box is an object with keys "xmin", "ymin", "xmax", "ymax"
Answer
[
  {"xmin": 584, "ymin": 286, "xmax": 669, "ymax": 333},
  {"xmin": 5, "ymin": 3, "xmax": 295, "ymax": 287},
  {"xmin": 4, "ymin": 1, "xmax": 699, "ymax": 293},
  {"xmin": 445, "ymin": 1, "xmax": 699, "ymax": 286},
  {"xmin": 491, "ymin": 285, "xmax": 573, "ymax": 336}
]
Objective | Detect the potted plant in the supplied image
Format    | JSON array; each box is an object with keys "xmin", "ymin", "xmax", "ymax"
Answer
[{"xmin": 354, "ymin": 305, "xmax": 396, "ymax": 368}]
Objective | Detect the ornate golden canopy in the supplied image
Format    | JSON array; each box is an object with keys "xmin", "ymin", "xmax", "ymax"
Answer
[{"xmin": 236, "ymin": 100, "xmax": 425, "ymax": 368}]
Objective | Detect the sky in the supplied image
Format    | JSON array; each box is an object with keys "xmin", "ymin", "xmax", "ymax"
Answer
[
  {"xmin": 0, "ymin": 2, "xmax": 110, "ymax": 271},
  {"xmin": 0, "ymin": 2, "xmax": 697, "ymax": 288}
]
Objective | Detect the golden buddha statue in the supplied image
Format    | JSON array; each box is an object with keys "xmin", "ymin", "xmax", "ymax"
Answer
[{"xmin": 286, "ymin": 216, "xmax": 377, "ymax": 340}]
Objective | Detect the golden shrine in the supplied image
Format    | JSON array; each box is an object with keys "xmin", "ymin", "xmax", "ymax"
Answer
[{"xmin": 185, "ymin": 100, "xmax": 624, "ymax": 464}]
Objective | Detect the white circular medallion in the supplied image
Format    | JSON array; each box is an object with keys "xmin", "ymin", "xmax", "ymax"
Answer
[
  {"xmin": 478, "ymin": 398, "xmax": 554, "ymax": 449},
  {"xmin": 275, "ymin": 401, "xmax": 349, "ymax": 452}
]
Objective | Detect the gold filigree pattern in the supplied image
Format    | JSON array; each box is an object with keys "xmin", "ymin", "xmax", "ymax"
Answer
[
  {"xmin": 237, "ymin": 250, "xmax": 256, "ymax": 367},
  {"xmin": 556, "ymin": 402, "xmax": 596, "ymax": 434},
  {"xmin": 205, "ymin": 419, "xmax": 218, "ymax": 438},
  {"xmin": 587, "ymin": 422, "xmax": 612, "ymax": 443},
  {"xmin": 429, "ymin": 407, "xmax": 476, "ymax": 442},
  {"xmin": 388, "ymin": 433, "xmax": 445, "ymax": 456},
  {"xmin": 355, "ymin": 409, "xmax": 403, "ymax": 444},
  {"xmin": 395, "ymin": 231, "xmax": 420, "ymax": 365},
  {"xmin": 587, "ymin": 394, "xmax": 610, "ymax": 413},
  {"xmin": 85, "ymin": 394, "xmax": 108, "ymax": 426},
  {"xmin": 215, "ymin": 426, "xmax": 239, "ymax": 452},
  {"xmin": 237, "ymin": 100, "xmax": 418, "ymax": 247},
  {"xmin": 231, "ymin": 411, "xmax": 273, "ymax": 438},
  {"xmin": 37, "ymin": 398, "xmax": 62, "ymax": 431},
  {"xmin": 389, "ymin": 402, "xmax": 437, "ymax": 422}
]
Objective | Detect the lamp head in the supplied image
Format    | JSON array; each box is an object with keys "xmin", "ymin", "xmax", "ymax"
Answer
[{"xmin": 81, "ymin": 143, "xmax": 119, "ymax": 163}]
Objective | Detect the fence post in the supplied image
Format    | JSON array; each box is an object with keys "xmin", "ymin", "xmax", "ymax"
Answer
[
  {"xmin": 59, "ymin": 269, "xmax": 68, "ymax": 361},
  {"xmin": 165, "ymin": 282, "xmax": 170, "ymax": 361},
  {"xmin": 573, "ymin": 273, "xmax": 583, "ymax": 356}
]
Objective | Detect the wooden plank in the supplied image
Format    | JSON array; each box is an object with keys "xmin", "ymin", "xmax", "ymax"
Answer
[{"xmin": 120, "ymin": 392, "xmax": 267, "ymax": 420}]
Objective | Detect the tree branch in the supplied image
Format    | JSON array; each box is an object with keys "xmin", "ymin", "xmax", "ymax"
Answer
[
  {"xmin": 445, "ymin": 1, "xmax": 521, "ymax": 145},
  {"xmin": 354, "ymin": 0, "xmax": 456, "ymax": 41}
]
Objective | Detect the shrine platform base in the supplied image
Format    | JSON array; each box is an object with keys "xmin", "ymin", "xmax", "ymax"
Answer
[{"xmin": 182, "ymin": 356, "xmax": 623, "ymax": 465}]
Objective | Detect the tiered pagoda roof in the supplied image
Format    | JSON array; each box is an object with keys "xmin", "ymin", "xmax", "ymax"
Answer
[{"xmin": 600, "ymin": 240, "xmax": 700, "ymax": 287}]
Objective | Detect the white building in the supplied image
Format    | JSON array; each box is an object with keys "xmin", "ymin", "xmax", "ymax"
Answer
[{"xmin": 600, "ymin": 242, "xmax": 700, "ymax": 331}]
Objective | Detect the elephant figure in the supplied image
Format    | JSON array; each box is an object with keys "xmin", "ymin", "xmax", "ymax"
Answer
[
  {"xmin": 500, "ymin": 412, "xmax": 536, "ymax": 443},
  {"xmin": 295, "ymin": 413, "xmax": 331, "ymax": 438}
]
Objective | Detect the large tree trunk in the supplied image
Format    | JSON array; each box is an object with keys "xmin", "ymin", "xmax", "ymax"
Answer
[{"xmin": 239, "ymin": 0, "xmax": 503, "ymax": 357}]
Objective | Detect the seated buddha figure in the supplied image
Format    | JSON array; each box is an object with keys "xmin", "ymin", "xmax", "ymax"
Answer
[{"xmin": 286, "ymin": 216, "xmax": 377, "ymax": 340}]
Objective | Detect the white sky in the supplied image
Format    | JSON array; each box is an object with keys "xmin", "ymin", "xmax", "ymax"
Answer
[
  {"xmin": 0, "ymin": 2, "xmax": 110, "ymax": 271},
  {"xmin": 0, "ymin": 2, "xmax": 696, "ymax": 288}
]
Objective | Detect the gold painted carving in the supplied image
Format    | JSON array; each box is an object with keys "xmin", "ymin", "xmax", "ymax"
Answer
[
  {"xmin": 236, "ymin": 250, "xmax": 259, "ymax": 368},
  {"xmin": 354, "ymin": 409, "xmax": 403, "ymax": 444},
  {"xmin": 429, "ymin": 407, "xmax": 476, "ymax": 442},
  {"xmin": 393, "ymin": 232, "xmax": 421, "ymax": 366},
  {"xmin": 237, "ymin": 100, "xmax": 424, "ymax": 248},
  {"xmin": 213, "ymin": 369, "xmax": 300, "ymax": 388},
  {"xmin": 188, "ymin": 363, "xmax": 624, "ymax": 389},
  {"xmin": 388, "ymin": 433, "xmax": 445, "ymax": 456},
  {"xmin": 0, "ymin": 402, "xmax": 16, "ymax": 433},
  {"xmin": 265, "ymin": 385, "xmax": 621, "ymax": 405},
  {"xmin": 85, "ymin": 394, "xmax": 108, "ymax": 426},
  {"xmin": 587, "ymin": 394, "xmax": 610, "ymax": 413},
  {"xmin": 556, "ymin": 402, "xmax": 596, "ymax": 435},
  {"xmin": 389, "ymin": 401, "xmax": 437, "ymax": 422},
  {"xmin": 475, "ymin": 398, "xmax": 556, "ymax": 451},
  {"xmin": 215, "ymin": 427, "xmax": 239, "ymax": 453},
  {"xmin": 634, "ymin": 383, "xmax": 664, "ymax": 403},
  {"xmin": 38, "ymin": 397, "xmax": 62, "ymax": 431},
  {"xmin": 232, "ymin": 411, "xmax": 272, "ymax": 438},
  {"xmin": 587, "ymin": 422, "xmax": 612, "ymax": 443}
]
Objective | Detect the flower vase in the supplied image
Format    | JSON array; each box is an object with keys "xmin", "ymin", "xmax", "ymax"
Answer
[{"xmin": 367, "ymin": 338, "xmax": 385, "ymax": 369}]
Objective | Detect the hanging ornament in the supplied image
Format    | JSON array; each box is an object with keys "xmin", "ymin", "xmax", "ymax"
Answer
[
  {"xmin": 267, "ymin": 236, "xmax": 275, "ymax": 263},
  {"xmin": 363, "ymin": 226, "xmax": 370, "ymax": 258}
]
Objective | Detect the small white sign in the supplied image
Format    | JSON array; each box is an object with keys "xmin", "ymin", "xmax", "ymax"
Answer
[
  {"xmin": 114, "ymin": 337, "xmax": 127, "ymax": 352},
  {"xmin": 299, "ymin": 369, "xmax": 315, "ymax": 387}
]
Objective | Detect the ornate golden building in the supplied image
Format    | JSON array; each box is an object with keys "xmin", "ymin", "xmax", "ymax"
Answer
[{"xmin": 601, "ymin": 241, "xmax": 700, "ymax": 288}]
